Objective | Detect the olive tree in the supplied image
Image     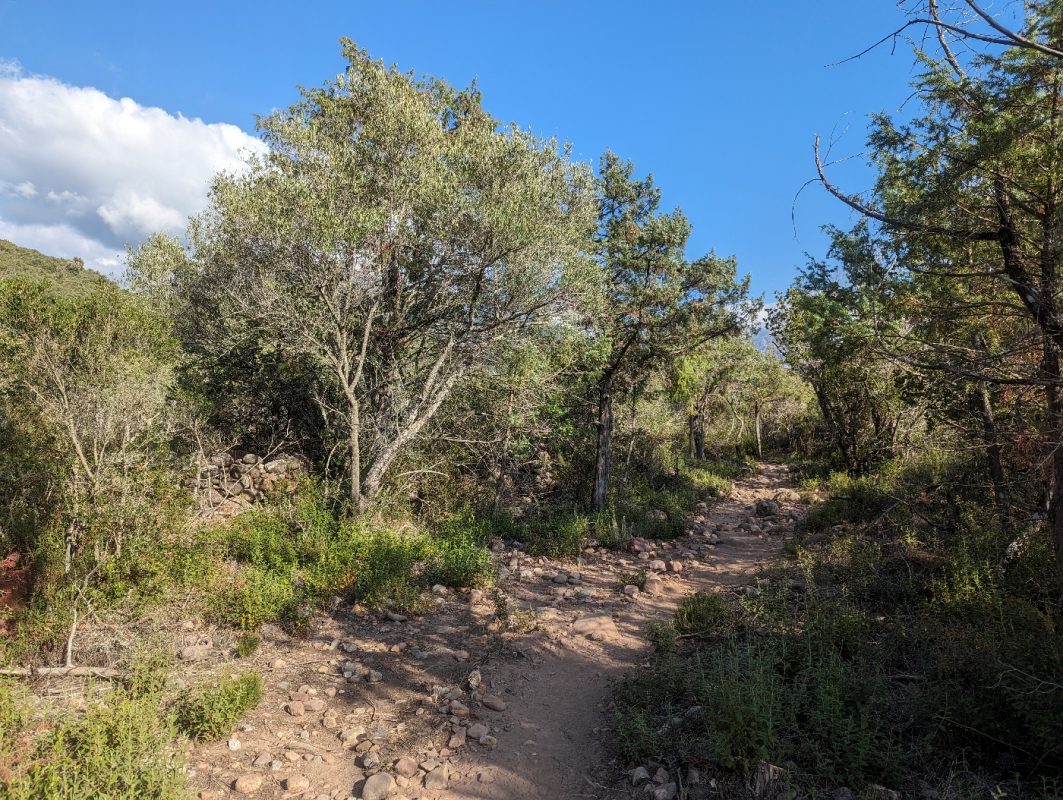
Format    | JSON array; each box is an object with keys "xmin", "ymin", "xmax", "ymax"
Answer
[{"xmin": 135, "ymin": 41, "xmax": 595, "ymax": 511}]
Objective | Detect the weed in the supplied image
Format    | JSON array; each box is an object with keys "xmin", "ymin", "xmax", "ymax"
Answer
[
  {"xmin": 235, "ymin": 633, "xmax": 259, "ymax": 658},
  {"xmin": 616, "ymin": 570, "xmax": 646, "ymax": 590},
  {"xmin": 172, "ymin": 672, "xmax": 262, "ymax": 741}
]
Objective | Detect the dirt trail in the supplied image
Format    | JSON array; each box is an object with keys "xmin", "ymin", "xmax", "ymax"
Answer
[{"xmin": 186, "ymin": 463, "xmax": 797, "ymax": 800}]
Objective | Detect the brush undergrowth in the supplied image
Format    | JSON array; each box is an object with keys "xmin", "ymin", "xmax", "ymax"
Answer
[{"xmin": 612, "ymin": 454, "xmax": 1063, "ymax": 799}]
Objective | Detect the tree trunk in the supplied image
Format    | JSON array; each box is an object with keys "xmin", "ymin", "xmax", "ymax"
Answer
[
  {"xmin": 592, "ymin": 376, "xmax": 614, "ymax": 512},
  {"xmin": 1043, "ymin": 336, "xmax": 1063, "ymax": 591},
  {"xmin": 347, "ymin": 393, "xmax": 364, "ymax": 511},
  {"xmin": 687, "ymin": 414, "xmax": 698, "ymax": 459},
  {"xmin": 694, "ymin": 413, "xmax": 706, "ymax": 461},
  {"xmin": 970, "ymin": 339, "xmax": 1009, "ymax": 534},
  {"xmin": 754, "ymin": 401, "xmax": 763, "ymax": 459}
]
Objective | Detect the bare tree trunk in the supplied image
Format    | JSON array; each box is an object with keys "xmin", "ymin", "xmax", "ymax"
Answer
[
  {"xmin": 970, "ymin": 351, "xmax": 1009, "ymax": 534},
  {"xmin": 688, "ymin": 414, "xmax": 697, "ymax": 459},
  {"xmin": 1044, "ymin": 333, "xmax": 1063, "ymax": 593},
  {"xmin": 694, "ymin": 412, "xmax": 706, "ymax": 461},
  {"xmin": 754, "ymin": 400, "xmax": 763, "ymax": 459},
  {"xmin": 348, "ymin": 393, "xmax": 363, "ymax": 510},
  {"xmin": 592, "ymin": 376, "xmax": 614, "ymax": 512}
]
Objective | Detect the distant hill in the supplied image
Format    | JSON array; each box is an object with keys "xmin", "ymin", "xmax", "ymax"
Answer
[{"xmin": 0, "ymin": 239, "xmax": 111, "ymax": 296}]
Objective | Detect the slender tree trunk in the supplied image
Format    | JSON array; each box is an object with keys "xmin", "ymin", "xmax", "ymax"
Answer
[
  {"xmin": 688, "ymin": 414, "xmax": 698, "ymax": 459},
  {"xmin": 592, "ymin": 375, "xmax": 614, "ymax": 512},
  {"xmin": 754, "ymin": 401, "xmax": 763, "ymax": 459},
  {"xmin": 970, "ymin": 337, "xmax": 1009, "ymax": 533},
  {"xmin": 694, "ymin": 412, "xmax": 706, "ymax": 461},
  {"xmin": 347, "ymin": 393, "xmax": 364, "ymax": 511},
  {"xmin": 1043, "ymin": 337, "xmax": 1063, "ymax": 591}
]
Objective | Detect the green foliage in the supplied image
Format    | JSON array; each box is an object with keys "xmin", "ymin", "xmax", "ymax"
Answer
[
  {"xmin": 205, "ymin": 486, "xmax": 494, "ymax": 625},
  {"xmin": 235, "ymin": 633, "xmax": 260, "ymax": 658},
  {"xmin": 172, "ymin": 672, "xmax": 262, "ymax": 741},
  {"xmin": 0, "ymin": 239, "xmax": 109, "ymax": 297},
  {"xmin": 1, "ymin": 672, "xmax": 187, "ymax": 799},
  {"xmin": 616, "ymin": 570, "xmax": 646, "ymax": 590},
  {"xmin": 673, "ymin": 592, "xmax": 736, "ymax": 637}
]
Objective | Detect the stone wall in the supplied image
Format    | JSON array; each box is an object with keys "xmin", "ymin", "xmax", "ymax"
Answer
[{"xmin": 190, "ymin": 452, "xmax": 308, "ymax": 519}]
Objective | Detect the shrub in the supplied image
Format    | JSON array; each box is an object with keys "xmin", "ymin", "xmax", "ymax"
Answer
[
  {"xmin": 673, "ymin": 592, "xmax": 736, "ymax": 637},
  {"xmin": 235, "ymin": 633, "xmax": 259, "ymax": 658},
  {"xmin": 3, "ymin": 682, "xmax": 187, "ymax": 799},
  {"xmin": 173, "ymin": 672, "xmax": 262, "ymax": 741}
]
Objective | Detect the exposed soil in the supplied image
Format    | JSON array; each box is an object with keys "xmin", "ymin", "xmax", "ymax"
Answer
[
  {"xmin": 0, "ymin": 551, "xmax": 30, "ymax": 637},
  {"xmin": 179, "ymin": 462, "xmax": 797, "ymax": 800}
]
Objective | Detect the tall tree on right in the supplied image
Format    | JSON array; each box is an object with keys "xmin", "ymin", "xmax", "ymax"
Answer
[
  {"xmin": 816, "ymin": 1, "xmax": 1063, "ymax": 582},
  {"xmin": 588, "ymin": 152, "xmax": 753, "ymax": 511}
]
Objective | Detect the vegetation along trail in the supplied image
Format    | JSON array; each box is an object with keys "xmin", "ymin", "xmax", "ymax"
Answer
[
  {"xmin": 433, "ymin": 463, "xmax": 795, "ymax": 800},
  {"xmin": 6, "ymin": 4, "xmax": 1063, "ymax": 799},
  {"xmin": 183, "ymin": 464, "xmax": 797, "ymax": 800}
]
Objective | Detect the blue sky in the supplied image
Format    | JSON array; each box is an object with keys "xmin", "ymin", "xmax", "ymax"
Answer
[{"xmin": 0, "ymin": 1, "xmax": 920, "ymax": 296}]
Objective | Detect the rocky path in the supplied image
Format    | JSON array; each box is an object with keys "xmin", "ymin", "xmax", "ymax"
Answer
[{"xmin": 187, "ymin": 463, "xmax": 798, "ymax": 800}]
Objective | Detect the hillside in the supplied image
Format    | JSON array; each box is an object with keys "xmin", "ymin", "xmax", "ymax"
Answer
[{"xmin": 0, "ymin": 238, "xmax": 111, "ymax": 295}]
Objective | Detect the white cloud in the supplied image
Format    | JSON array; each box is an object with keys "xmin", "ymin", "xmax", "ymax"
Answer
[{"xmin": 0, "ymin": 62, "xmax": 265, "ymax": 275}]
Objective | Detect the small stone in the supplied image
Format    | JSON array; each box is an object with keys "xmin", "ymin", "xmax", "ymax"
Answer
[
  {"xmin": 424, "ymin": 765, "xmax": 449, "ymax": 790},
  {"xmin": 448, "ymin": 726, "xmax": 467, "ymax": 748},
  {"xmin": 394, "ymin": 756, "xmax": 419, "ymax": 778},
  {"xmin": 252, "ymin": 753, "xmax": 271, "ymax": 767},
  {"xmin": 572, "ymin": 614, "xmax": 618, "ymax": 640},
  {"xmin": 469, "ymin": 588, "xmax": 484, "ymax": 604},
  {"xmin": 453, "ymin": 650, "xmax": 469, "ymax": 661},
  {"xmin": 233, "ymin": 774, "xmax": 263, "ymax": 794},
  {"xmin": 227, "ymin": 738, "xmax": 241, "ymax": 751},
  {"xmin": 431, "ymin": 584, "xmax": 446, "ymax": 595},
  {"xmin": 362, "ymin": 772, "xmax": 395, "ymax": 800},
  {"xmin": 367, "ymin": 670, "xmax": 383, "ymax": 683},
  {"xmin": 648, "ymin": 559, "xmax": 667, "ymax": 572},
  {"xmin": 467, "ymin": 722, "xmax": 489, "ymax": 739},
  {"xmin": 630, "ymin": 766, "xmax": 651, "ymax": 786},
  {"xmin": 653, "ymin": 767, "xmax": 669, "ymax": 784},
  {"xmin": 287, "ymin": 701, "xmax": 305, "ymax": 716},
  {"xmin": 667, "ymin": 560, "xmax": 683, "ymax": 573},
  {"xmin": 448, "ymin": 699, "xmax": 469, "ymax": 718},
  {"xmin": 285, "ymin": 774, "xmax": 311, "ymax": 792},
  {"xmin": 482, "ymin": 695, "xmax": 507, "ymax": 712},
  {"xmin": 270, "ymin": 658, "xmax": 288, "ymax": 669},
  {"xmin": 360, "ymin": 751, "xmax": 380, "ymax": 769},
  {"xmin": 652, "ymin": 783, "xmax": 678, "ymax": 800},
  {"xmin": 179, "ymin": 644, "xmax": 211, "ymax": 661},
  {"xmin": 643, "ymin": 575, "xmax": 665, "ymax": 595},
  {"xmin": 623, "ymin": 584, "xmax": 639, "ymax": 597},
  {"xmin": 479, "ymin": 734, "xmax": 497, "ymax": 748}
]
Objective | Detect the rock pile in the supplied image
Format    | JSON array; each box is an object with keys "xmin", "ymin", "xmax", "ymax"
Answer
[{"xmin": 189, "ymin": 451, "xmax": 307, "ymax": 518}]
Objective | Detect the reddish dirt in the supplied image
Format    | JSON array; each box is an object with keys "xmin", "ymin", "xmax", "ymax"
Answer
[{"xmin": 0, "ymin": 551, "xmax": 31, "ymax": 637}]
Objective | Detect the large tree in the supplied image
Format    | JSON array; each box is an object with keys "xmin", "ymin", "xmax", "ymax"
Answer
[
  {"xmin": 588, "ymin": 153, "xmax": 753, "ymax": 510},
  {"xmin": 816, "ymin": 1, "xmax": 1063, "ymax": 579},
  {"xmin": 133, "ymin": 41, "xmax": 595, "ymax": 511}
]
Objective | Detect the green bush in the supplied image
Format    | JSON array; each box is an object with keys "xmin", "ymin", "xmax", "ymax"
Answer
[
  {"xmin": 235, "ymin": 633, "xmax": 260, "ymax": 658},
  {"xmin": 673, "ymin": 592, "xmax": 736, "ymax": 637},
  {"xmin": 172, "ymin": 672, "xmax": 262, "ymax": 741},
  {"xmin": 2, "ymin": 681, "xmax": 187, "ymax": 799}
]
